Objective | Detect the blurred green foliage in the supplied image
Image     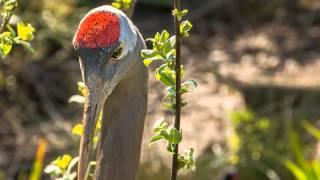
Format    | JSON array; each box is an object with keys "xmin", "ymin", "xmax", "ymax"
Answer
[
  {"xmin": 283, "ymin": 121, "xmax": 320, "ymax": 180},
  {"xmin": 230, "ymin": 109, "xmax": 291, "ymax": 179}
]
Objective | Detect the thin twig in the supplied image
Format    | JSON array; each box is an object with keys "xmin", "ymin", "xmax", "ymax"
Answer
[
  {"xmin": 0, "ymin": 14, "xmax": 12, "ymax": 33},
  {"xmin": 171, "ymin": 0, "xmax": 181, "ymax": 179}
]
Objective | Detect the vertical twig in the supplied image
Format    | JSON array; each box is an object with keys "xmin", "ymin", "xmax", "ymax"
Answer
[
  {"xmin": 0, "ymin": 14, "xmax": 12, "ymax": 33},
  {"xmin": 171, "ymin": 0, "xmax": 181, "ymax": 179}
]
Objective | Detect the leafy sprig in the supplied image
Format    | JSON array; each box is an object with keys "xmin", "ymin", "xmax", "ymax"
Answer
[{"xmin": 141, "ymin": 3, "xmax": 197, "ymax": 173}]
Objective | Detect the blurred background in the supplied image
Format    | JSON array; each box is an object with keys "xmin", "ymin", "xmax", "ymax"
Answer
[{"xmin": 1, "ymin": 0, "xmax": 320, "ymax": 179}]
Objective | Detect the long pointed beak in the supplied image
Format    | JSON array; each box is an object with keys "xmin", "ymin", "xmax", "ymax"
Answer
[{"xmin": 78, "ymin": 83, "xmax": 105, "ymax": 180}]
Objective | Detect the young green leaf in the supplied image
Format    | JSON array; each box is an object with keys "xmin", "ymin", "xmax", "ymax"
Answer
[
  {"xmin": 180, "ymin": 20, "xmax": 193, "ymax": 38},
  {"xmin": 0, "ymin": 38, "xmax": 12, "ymax": 56},
  {"xmin": 153, "ymin": 117, "xmax": 169, "ymax": 133},
  {"xmin": 181, "ymin": 80, "xmax": 198, "ymax": 94},
  {"xmin": 172, "ymin": 9, "xmax": 189, "ymax": 21},
  {"xmin": 178, "ymin": 148, "xmax": 196, "ymax": 171},
  {"xmin": 150, "ymin": 134, "xmax": 165, "ymax": 146},
  {"xmin": 155, "ymin": 64, "xmax": 176, "ymax": 86},
  {"xmin": 4, "ymin": 0, "xmax": 17, "ymax": 12},
  {"xmin": 77, "ymin": 81, "xmax": 87, "ymax": 96},
  {"xmin": 165, "ymin": 126, "xmax": 182, "ymax": 144}
]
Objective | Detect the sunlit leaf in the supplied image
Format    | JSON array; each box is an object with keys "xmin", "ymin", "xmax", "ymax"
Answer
[
  {"xmin": 72, "ymin": 124, "xmax": 83, "ymax": 136},
  {"xmin": 178, "ymin": 148, "xmax": 196, "ymax": 171},
  {"xmin": 4, "ymin": 0, "xmax": 17, "ymax": 12},
  {"xmin": 172, "ymin": 9, "xmax": 188, "ymax": 21},
  {"xmin": 283, "ymin": 159, "xmax": 307, "ymax": 180},
  {"xmin": 181, "ymin": 79, "xmax": 198, "ymax": 94},
  {"xmin": 180, "ymin": 20, "xmax": 192, "ymax": 38},
  {"xmin": 77, "ymin": 82, "xmax": 87, "ymax": 96},
  {"xmin": 153, "ymin": 117, "xmax": 168, "ymax": 133},
  {"xmin": 165, "ymin": 126, "xmax": 182, "ymax": 144},
  {"xmin": 155, "ymin": 64, "xmax": 175, "ymax": 86},
  {"xmin": 150, "ymin": 134, "xmax": 165, "ymax": 146}
]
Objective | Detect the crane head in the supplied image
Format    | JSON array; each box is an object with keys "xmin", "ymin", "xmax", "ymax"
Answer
[{"xmin": 72, "ymin": 5, "xmax": 139, "ymax": 179}]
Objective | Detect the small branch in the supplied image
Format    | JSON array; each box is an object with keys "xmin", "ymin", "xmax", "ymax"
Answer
[
  {"xmin": 171, "ymin": 0, "xmax": 181, "ymax": 179},
  {"xmin": 0, "ymin": 14, "xmax": 12, "ymax": 33}
]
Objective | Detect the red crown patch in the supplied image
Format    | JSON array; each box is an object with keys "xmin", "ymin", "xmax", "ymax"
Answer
[{"xmin": 74, "ymin": 12, "xmax": 120, "ymax": 49}]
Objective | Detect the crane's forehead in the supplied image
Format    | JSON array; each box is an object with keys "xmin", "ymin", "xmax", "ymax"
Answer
[{"xmin": 74, "ymin": 11, "xmax": 120, "ymax": 49}]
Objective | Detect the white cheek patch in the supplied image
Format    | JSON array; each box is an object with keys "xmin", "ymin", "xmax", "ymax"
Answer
[
  {"xmin": 92, "ymin": 5, "xmax": 137, "ymax": 57},
  {"xmin": 119, "ymin": 15, "xmax": 137, "ymax": 57}
]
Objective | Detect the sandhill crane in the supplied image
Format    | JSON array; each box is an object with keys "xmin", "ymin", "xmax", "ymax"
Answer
[{"xmin": 73, "ymin": 5, "xmax": 148, "ymax": 180}]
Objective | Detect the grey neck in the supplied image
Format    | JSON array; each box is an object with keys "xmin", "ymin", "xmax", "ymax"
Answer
[{"xmin": 95, "ymin": 33, "xmax": 148, "ymax": 180}]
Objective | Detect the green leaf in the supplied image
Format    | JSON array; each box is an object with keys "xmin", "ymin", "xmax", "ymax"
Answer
[
  {"xmin": 160, "ymin": 30, "xmax": 170, "ymax": 43},
  {"xmin": 0, "ymin": 31, "xmax": 13, "ymax": 56},
  {"xmin": 4, "ymin": 0, "xmax": 17, "ymax": 12},
  {"xmin": 141, "ymin": 49, "xmax": 157, "ymax": 58},
  {"xmin": 165, "ymin": 86, "xmax": 176, "ymax": 97},
  {"xmin": 141, "ymin": 49, "xmax": 163, "ymax": 66},
  {"xmin": 178, "ymin": 148, "xmax": 196, "ymax": 171},
  {"xmin": 167, "ymin": 143, "xmax": 175, "ymax": 153},
  {"xmin": 153, "ymin": 117, "xmax": 168, "ymax": 133},
  {"xmin": 172, "ymin": 9, "xmax": 189, "ymax": 21},
  {"xmin": 72, "ymin": 123, "xmax": 83, "ymax": 136},
  {"xmin": 155, "ymin": 64, "xmax": 176, "ymax": 86},
  {"xmin": 181, "ymin": 80, "xmax": 198, "ymax": 94},
  {"xmin": 77, "ymin": 81, "xmax": 87, "ymax": 96},
  {"xmin": 283, "ymin": 159, "xmax": 308, "ymax": 180},
  {"xmin": 150, "ymin": 134, "xmax": 165, "ymax": 146},
  {"xmin": 17, "ymin": 22, "xmax": 35, "ymax": 41},
  {"xmin": 14, "ymin": 39, "xmax": 34, "ymax": 53},
  {"xmin": 165, "ymin": 126, "xmax": 182, "ymax": 144},
  {"xmin": 180, "ymin": 20, "xmax": 193, "ymax": 38},
  {"xmin": 154, "ymin": 32, "xmax": 161, "ymax": 42},
  {"xmin": 0, "ymin": 39, "xmax": 12, "ymax": 56}
]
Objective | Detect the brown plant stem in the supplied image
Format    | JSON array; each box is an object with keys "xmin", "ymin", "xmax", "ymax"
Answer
[
  {"xmin": 0, "ymin": 14, "xmax": 12, "ymax": 33},
  {"xmin": 170, "ymin": 0, "xmax": 181, "ymax": 179}
]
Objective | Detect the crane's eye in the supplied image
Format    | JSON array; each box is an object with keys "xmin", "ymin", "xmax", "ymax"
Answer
[{"xmin": 110, "ymin": 46, "xmax": 123, "ymax": 62}]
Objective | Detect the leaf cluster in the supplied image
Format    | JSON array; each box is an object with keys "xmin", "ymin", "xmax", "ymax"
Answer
[
  {"xmin": 141, "ymin": 30, "xmax": 197, "ymax": 112},
  {"xmin": 141, "ymin": 5, "xmax": 197, "ymax": 172},
  {"xmin": 0, "ymin": 0, "xmax": 35, "ymax": 57},
  {"xmin": 150, "ymin": 118, "xmax": 182, "ymax": 152},
  {"xmin": 283, "ymin": 122, "xmax": 320, "ymax": 180},
  {"xmin": 178, "ymin": 148, "xmax": 196, "ymax": 171}
]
